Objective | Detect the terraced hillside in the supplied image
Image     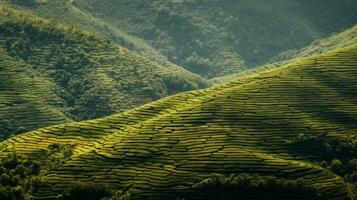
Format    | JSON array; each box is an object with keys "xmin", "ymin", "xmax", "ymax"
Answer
[
  {"xmin": 0, "ymin": 6, "xmax": 208, "ymax": 136},
  {"xmin": 1, "ymin": 44, "xmax": 356, "ymax": 199},
  {"xmin": 0, "ymin": 48, "xmax": 71, "ymax": 140}
]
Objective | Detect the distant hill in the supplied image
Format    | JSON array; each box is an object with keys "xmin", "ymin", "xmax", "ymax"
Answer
[
  {"xmin": 2, "ymin": 44, "xmax": 356, "ymax": 199},
  {"xmin": 212, "ymin": 24, "xmax": 357, "ymax": 84},
  {"xmin": 2, "ymin": 0, "xmax": 357, "ymax": 78},
  {"xmin": 0, "ymin": 6, "xmax": 208, "ymax": 138},
  {"xmin": 271, "ymin": 25, "xmax": 357, "ymax": 63},
  {"xmin": 0, "ymin": 0, "xmax": 174, "ymax": 66},
  {"xmin": 72, "ymin": 0, "xmax": 357, "ymax": 77}
]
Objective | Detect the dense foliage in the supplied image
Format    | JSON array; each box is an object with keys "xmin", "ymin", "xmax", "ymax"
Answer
[
  {"xmin": 72, "ymin": 0, "xmax": 357, "ymax": 77},
  {"xmin": 287, "ymin": 134, "xmax": 357, "ymax": 183},
  {"xmin": 59, "ymin": 182, "xmax": 131, "ymax": 200},
  {"xmin": 184, "ymin": 173, "xmax": 317, "ymax": 200},
  {"xmin": 3, "ymin": 0, "xmax": 356, "ymax": 78},
  {"xmin": 0, "ymin": 153, "xmax": 41, "ymax": 200}
]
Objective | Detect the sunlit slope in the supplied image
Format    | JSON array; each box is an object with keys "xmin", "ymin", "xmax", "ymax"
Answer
[
  {"xmin": 0, "ymin": 48, "xmax": 71, "ymax": 139},
  {"xmin": 1, "ymin": 45, "xmax": 357, "ymax": 199},
  {"xmin": 0, "ymin": 6, "xmax": 208, "ymax": 126}
]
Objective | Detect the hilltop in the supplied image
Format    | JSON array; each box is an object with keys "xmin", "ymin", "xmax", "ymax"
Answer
[
  {"xmin": 0, "ymin": 6, "xmax": 208, "ymax": 138},
  {"xmin": 1, "ymin": 44, "xmax": 356, "ymax": 199}
]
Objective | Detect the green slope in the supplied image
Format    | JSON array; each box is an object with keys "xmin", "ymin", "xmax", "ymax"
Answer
[
  {"xmin": 1, "ymin": 44, "xmax": 356, "ymax": 199},
  {"xmin": 271, "ymin": 25, "xmax": 357, "ymax": 63},
  {"xmin": 212, "ymin": 24, "xmax": 357, "ymax": 84},
  {"xmin": 3, "ymin": 0, "xmax": 357, "ymax": 78},
  {"xmin": 0, "ymin": 48, "xmax": 71, "ymax": 140},
  {"xmin": 0, "ymin": 6, "xmax": 208, "ymax": 136},
  {"xmin": 0, "ymin": 0, "xmax": 173, "ymax": 66},
  {"xmin": 72, "ymin": 0, "xmax": 357, "ymax": 77}
]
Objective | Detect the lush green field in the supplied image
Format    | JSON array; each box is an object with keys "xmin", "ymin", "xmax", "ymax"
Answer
[
  {"xmin": 1, "ymin": 44, "xmax": 356, "ymax": 199},
  {"xmin": 0, "ymin": 6, "xmax": 208, "ymax": 138}
]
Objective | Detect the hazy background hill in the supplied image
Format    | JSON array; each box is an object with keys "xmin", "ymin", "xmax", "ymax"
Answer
[
  {"xmin": 213, "ymin": 25, "xmax": 357, "ymax": 83},
  {"xmin": 67, "ymin": 0, "xmax": 357, "ymax": 77},
  {"xmin": 2, "ymin": 0, "xmax": 357, "ymax": 78}
]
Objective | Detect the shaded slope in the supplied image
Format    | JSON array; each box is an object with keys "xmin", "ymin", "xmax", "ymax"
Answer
[
  {"xmin": 1, "ymin": 44, "xmax": 357, "ymax": 199},
  {"xmin": 3, "ymin": 0, "xmax": 357, "ymax": 78},
  {"xmin": 0, "ymin": 0, "xmax": 173, "ymax": 66},
  {"xmin": 74, "ymin": 0, "xmax": 357, "ymax": 77},
  {"xmin": 0, "ymin": 48, "xmax": 71, "ymax": 139},
  {"xmin": 0, "ymin": 6, "xmax": 208, "ymax": 136},
  {"xmin": 271, "ymin": 25, "xmax": 357, "ymax": 63}
]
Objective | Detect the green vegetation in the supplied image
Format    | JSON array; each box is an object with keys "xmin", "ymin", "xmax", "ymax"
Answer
[
  {"xmin": 0, "ymin": 48, "xmax": 71, "ymax": 140},
  {"xmin": 0, "ymin": 153, "xmax": 41, "ymax": 200},
  {"xmin": 0, "ymin": 2, "xmax": 356, "ymax": 199},
  {"xmin": 186, "ymin": 173, "xmax": 317, "ymax": 200},
  {"xmin": 0, "ymin": 6, "xmax": 208, "ymax": 138},
  {"xmin": 2, "ymin": 0, "xmax": 356, "ymax": 78},
  {"xmin": 72, "ymin": 0, "xmax": 357, "ymax": 77},
  {"xmin": 59, "ymin": 182, "xmax": 130, "ymax": 200},
  {"xmin": 213, "ymin": 24, "xmax": 357, "ymax": 84},
  {"xmin": 0, "ymin": 0, "xmax": 187, "ymax": 69},
  {"xmin": 60, "ymin": 183, "xmax": 113, "ymax": 200},
  {"xmin": 271, "ymin": 25, "xmax": 357, "ymax": 63},
  {"xmin": 1, "ymin": 44, "xmax": 356, "ymax": 199},
  {"xmin": 287, "ymin": 134, "xmax": 357, "ymax": 186}
]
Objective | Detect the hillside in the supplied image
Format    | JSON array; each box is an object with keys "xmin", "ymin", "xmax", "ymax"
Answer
[
  {"xmin": 0, "ymin": 48, "xmax": 71, "ymax": 140},
  {"xmin": 213, "ymin": 24, "xmax": 357, "ymax": 84},
  {"xmin": 0, "ymin": 6, "xmax": 208, "ymax": 137},
  {"xmin": 271, "ymin": 25, "xmax": 357, "ymax": 63},
  {"xmin": 0, "ymin": 0, "xmax": 175, "ymax": 67},
  {"xmin": 2, "ymin": 0, "xmax": 357, "ymax": 78},
  {"xmin": 72, "ymin": 0, "xmax": 357, "ymax": 77},
  {"xmin": 1, "ymin": 44, "xmax": 356, "ymax": 199}
]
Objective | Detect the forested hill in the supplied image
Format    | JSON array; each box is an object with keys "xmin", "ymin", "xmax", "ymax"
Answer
[
  {"xmin": 71, "ymin": 0, "xmax": 357, "ymax": 77},
  {"xmin": 2, "ymin": 0, "xmax": 357, "ymax": 78},
  {"xmin": 0, "ymin": 6, "xmax": 208, "ymax": 138},
  {"xmin": 212, "ymin": 24, "xmax": 357, "ymax": 84}
]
